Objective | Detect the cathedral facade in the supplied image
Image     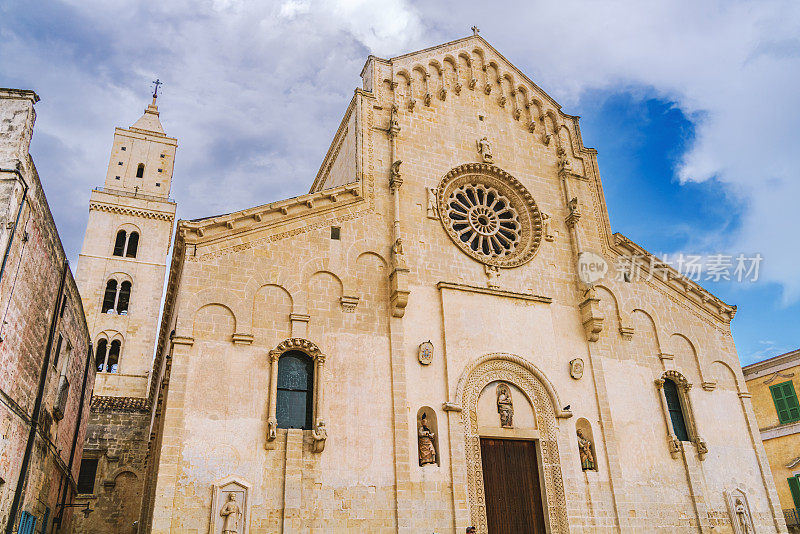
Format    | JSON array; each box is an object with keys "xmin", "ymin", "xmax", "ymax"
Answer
[{"xmin": 79, "ymin": 35, "xmax": 784, "ymax": 533}]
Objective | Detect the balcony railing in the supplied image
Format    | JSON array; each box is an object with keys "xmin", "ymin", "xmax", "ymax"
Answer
[
  {"xmin": 93, "ymin": 186, "xmax": 174, "ymax": 203},
  {"xmin": 784, "ymin": 508, "xmax": 799, "ymax": 527}
]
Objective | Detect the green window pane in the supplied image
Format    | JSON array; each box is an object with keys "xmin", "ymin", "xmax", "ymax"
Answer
[
  {"xmin": 789, "ymin": 477, "xmax": 800, "ymax": 509},
  {"xmin": 771, "ymin": 381, "xmax": 800, "ymax": 424}
]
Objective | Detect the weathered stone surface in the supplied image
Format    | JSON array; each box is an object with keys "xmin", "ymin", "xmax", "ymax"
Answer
[{"xmin": 0, "ymin": 88, "xmax": 93, "ymax": 532}]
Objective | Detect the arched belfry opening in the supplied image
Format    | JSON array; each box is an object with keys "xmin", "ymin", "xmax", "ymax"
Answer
[{"xmin": 453, "ymin": 353, "xmax": 571, "ymax": 533}]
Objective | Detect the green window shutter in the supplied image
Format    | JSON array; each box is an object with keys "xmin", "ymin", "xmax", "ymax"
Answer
[
  {"xmin": 789, "ymin": 477, "xmax": 800, "ymax": 509},
  {"xmin": 771, "ymin": 381, "xmax": 800, "ymax": 424}
]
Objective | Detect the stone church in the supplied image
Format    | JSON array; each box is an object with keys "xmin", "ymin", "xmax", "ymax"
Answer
[{"xmin": 73, "ymin": 34, "xmax": 786, "ymax": 533}]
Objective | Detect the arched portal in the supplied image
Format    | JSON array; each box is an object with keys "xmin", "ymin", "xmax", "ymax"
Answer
[{"xmin": 455, "ymin": 353, "xmax": 569, "ymax": 533}]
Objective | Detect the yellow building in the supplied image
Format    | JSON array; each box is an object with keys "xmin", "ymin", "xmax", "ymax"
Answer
[{"xmin": 743, "ymin": 349, "xmax": 800, "ymax": 528}]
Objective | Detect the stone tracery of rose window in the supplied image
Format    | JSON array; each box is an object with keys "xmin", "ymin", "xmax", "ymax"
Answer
[
  {"xmin": 437, "ymin": 163, "xmax": 543, "ymax": 268},
  {"xmin": 446, "ymin": 184, "xmax": 522, "ymax": 258}
]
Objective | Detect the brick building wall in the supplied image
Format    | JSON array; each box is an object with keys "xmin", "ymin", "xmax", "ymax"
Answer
[{"xmin": 0, "ymin": 88, "xmax": 94, "ymax": 533}]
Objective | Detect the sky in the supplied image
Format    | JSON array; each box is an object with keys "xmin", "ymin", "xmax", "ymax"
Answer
[{"xmin": 0, "ymin": 0, "xmax": 797, "ymax": 365}]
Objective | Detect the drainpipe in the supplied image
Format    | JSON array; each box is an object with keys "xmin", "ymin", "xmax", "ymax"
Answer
[
  {"xmin": 0, "ymin": 166, "xmax": 29, "ymax": 285},
  {"xmin": 54, "ymin": 342, "xmax": 93, "ymax": 529},
  {"xmin": 4, "ymin": 259, "xmax": 68, "ymax": 534}
]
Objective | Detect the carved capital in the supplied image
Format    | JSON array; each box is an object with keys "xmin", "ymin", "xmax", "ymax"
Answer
[{"xmin": 654, "ymin": 378, "xmax": 665, "ymax": 388}]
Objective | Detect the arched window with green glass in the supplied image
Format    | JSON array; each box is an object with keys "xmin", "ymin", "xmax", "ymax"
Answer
[
  {"xmin": 276, "ymin": 351, "xmax": 314, "ymax": 430},
  {"xmin": 663, "ymin": 378, "xmax": 689, "ymax": 442}
]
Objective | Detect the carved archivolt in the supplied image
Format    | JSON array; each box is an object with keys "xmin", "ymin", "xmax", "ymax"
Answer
[
  {"xmin": 457, "ymin": 354, "xmax": 569, "ymax": 533},
  {"xmin": 436, "ymin": 163, "xmax": 543, "ymax": 268}
]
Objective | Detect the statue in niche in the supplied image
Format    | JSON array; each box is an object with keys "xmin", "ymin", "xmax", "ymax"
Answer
[
  {"xmin": 577, "ymin": 429, "xmax": 595, "ymax": 471},
  {"xmin": 219, "ymin": 492, "xmax": 242, "ymax": 534},
  {"xmin": 735, "ymin": 499, "xmax": 752, "ymax": 533},
  {"xmin": 418, "ymin": 413, "xmax": 436, "ymax": 465},
  {"xmin": 496, "ymin": 383, "xmax": 513, "ymax": 428},
  {"xmin": 476, "ymin": 137, "xmax": 493, "ymax": 163}
]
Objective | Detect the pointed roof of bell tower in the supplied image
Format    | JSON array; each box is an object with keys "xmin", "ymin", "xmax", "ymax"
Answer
[
  {"xmin": 130, "ymin": 96, "xmax": 165, "ymax": 135},
  {"xmin": 130, "ymin": 79, "xmax": 166, "ymax": 136}
]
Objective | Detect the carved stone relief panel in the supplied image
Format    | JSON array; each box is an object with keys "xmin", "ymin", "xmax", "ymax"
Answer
[{"xmin": 209, "ymin": 477, "xmax": 251, "ymax": 534}]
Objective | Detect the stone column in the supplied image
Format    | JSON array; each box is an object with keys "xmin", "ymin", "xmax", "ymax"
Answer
[
  {"xmin": 314, "ymin": 354, "xmax": 326, "ymax": 425},
  {"xmin": 266, "ymin": 351, "xmax": 280, "ymax": 445}
]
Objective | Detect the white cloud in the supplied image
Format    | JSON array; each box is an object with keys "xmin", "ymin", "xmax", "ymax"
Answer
[{"xmin": 1, "ymin": 0, "xmax": 798, "ymax": 304}]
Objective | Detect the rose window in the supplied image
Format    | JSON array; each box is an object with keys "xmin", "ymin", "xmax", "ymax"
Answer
[
  {"xmin": 436, "ymin": 163, "xmax": 543, "ymax": 268},
  {"xmin": 445, "ymin": 184, "xmax": 521, "ymax": 258}
]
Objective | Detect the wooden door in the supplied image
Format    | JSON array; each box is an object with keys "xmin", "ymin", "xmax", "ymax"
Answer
[{"xmin": 480, "ymin": 438, "xmax": 546, "ymax": 534}]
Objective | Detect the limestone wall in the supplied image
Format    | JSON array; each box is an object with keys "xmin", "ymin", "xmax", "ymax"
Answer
[{"xmin": 142, "ymin": 36, "xmax": 785, "ymax": 534}]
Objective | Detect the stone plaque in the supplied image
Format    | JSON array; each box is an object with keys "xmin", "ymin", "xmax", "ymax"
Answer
[
  {"xmin": 418, "ymin": 341, "xmax": 433, "ymax": 365},
  {"xmin": 569, "ymin": 358, "xmax": 584, "ymax": 380}
]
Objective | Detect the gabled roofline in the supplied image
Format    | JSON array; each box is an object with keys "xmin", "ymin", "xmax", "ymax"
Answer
[
  {"xmin": 362, "ymin": 34, "xmax": 562, "ymax": 111},
  {"xmin": 742, "ymin": 348, "xmax": 800, "ymax": 377}
]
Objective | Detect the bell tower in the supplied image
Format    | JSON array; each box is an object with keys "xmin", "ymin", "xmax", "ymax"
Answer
[{"xmin": 75, "ymin": 91, "xmax": 177, "ymax": 398}]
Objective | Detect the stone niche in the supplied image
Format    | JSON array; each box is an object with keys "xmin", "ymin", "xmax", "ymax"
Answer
[
  {"xmin": 476, "ymin": 380, "xmax": 537, "ymax": 436},
  {"xmin": 209, "ymin": 476, "xmax": 252, "ymax": 534}
]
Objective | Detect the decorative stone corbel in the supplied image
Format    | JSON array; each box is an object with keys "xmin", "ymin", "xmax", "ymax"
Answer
[
  {"xmin": 442, "ymin": 402, "xmax": 463, "ymax": 412},
  {"xmin": 468, "ymin": 77, "xmax": 477, "ymax": 90},
  {"xmin": 311, "ymin": 421, "xmax": 327, "ymax": 452},
  {"xmin": 579, "ymin": 289, "xmax": 604, "ymax": 342},
  {"xmin": 667, "ymin": 435, "xmax": 683, "ymax": 459},
  {"xmin": 695, "ymin": 437, "xmax": 708, "ymax": 460},
  {"xmin": 438, "ymin": 87, "xmax": 447, "ymax": 101},
  {"xmin": 423, "ymin": 92, "xmax": 432, "ymax": 107},
  {"xmin": 528, "ymin": 120, "xmax": 536, "ymax": 133},
  {"xmin": 340, "ymin": 295, "xmax": 359, "ymax": 312},
  {"xmin": 408, "ymin": 99, "xmax": 416, "ymax": 112},
  {"xmin": 390, "ymin": 267, "xmax": 410, "ymax": 318},
  {"xmin": 618, "ymin": 325, "xmax": 634, "ymax": 340},
  {"xmin": 454, "ymin": 82, "xmax": 462, "ymax": 95},
  {"xmin": 701, "ymin": 381, "xmax": 717, "ymax": 391},
  {"xmin": 231, "ymin": 333, "xmax": 254, "ymax": 345}
]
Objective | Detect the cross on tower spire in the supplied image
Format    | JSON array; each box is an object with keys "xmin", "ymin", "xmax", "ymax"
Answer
[{"xmin": 151, "ymin": 78, "xmax": 163, "ymax": 99}]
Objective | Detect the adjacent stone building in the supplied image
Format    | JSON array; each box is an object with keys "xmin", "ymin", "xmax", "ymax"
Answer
[
  {"xmin": 70, "ymin": 94, "xmax": 177, "ymax": 534},
  {"xmin": 743, "ymin": 349, "xmax": 800, "ymax": 529},
  {"xmin": 132, "ymin": 34, "xmax": 786, "ymax": 533},
  {"xmin": 0, "ymin": 89, "xmax": 94, "ymax": 532}
]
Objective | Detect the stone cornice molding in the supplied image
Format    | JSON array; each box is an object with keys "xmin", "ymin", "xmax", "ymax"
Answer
[
  {"xmin": 436, "ymin": 281, "xmax": 551, "ymax": 303},
  {"xmin": 742, "ymin": 349, "xmax": 800, "ymax": 379},
  {"xmin": 310, "ymin": 95, "xmax": 357, "ymax": 193},
  {"xmin": 89, "ymin": 202, "xmax": 175, "ymax": 221},
  {"xmin": 180, "ymin": 181, "xmax": 363, "ymax": 247},
  {"xmin": 612, "ymin": 233, "xmax": 737, "ymax": 323}
]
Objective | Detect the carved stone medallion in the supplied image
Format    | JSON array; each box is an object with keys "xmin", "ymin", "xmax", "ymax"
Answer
[
  {"xmin": 418, "ymin": 341, "xmax": 434, "ymax": 365},
  {"xmin": 437, "ymin": 163, "xmax": 543, "ymax": 268},
  {"xmin": 569, "ymin": 358, "xmax": 584, "ymax": 380}
]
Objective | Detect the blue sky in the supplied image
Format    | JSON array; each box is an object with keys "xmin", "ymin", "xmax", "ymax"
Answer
[{"xmin": 1, "ymin": 0, "xmax": 797, "ymax": 364}]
